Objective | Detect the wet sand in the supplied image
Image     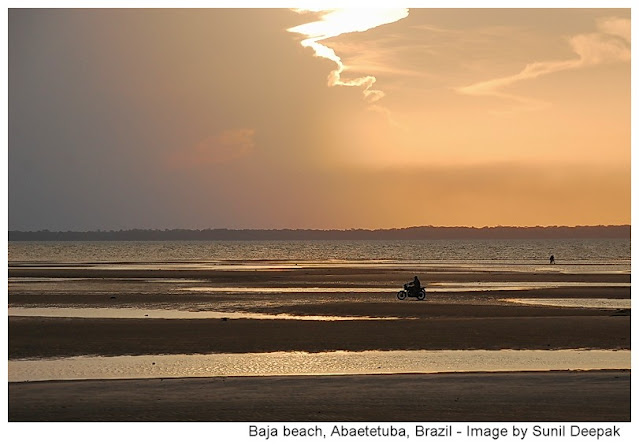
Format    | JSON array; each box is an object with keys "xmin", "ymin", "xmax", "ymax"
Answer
[
  {"xmin": 9, "ymin": 309, "xmax": 630, "ymax": 358},
  {"xmin": 8, "ymin": 265, "xmax": 631, "ymax": 421},
  {"xmin": 9, "ymin": 371, "xmax": 630, "ymax": 421},
  {"xmin": 7, "ymin": 264, "xmax": 631, "ymax": 286}
]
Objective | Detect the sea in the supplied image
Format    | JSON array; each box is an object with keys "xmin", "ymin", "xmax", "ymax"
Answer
[{"xmin": 7, "ymin": 238, "xmax": 631, "ymax": 265}]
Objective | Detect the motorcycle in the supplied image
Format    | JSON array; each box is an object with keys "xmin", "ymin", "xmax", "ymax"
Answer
[{"xmin": 397, "ymin": 283, "xmax": 426, "ymax": 300}]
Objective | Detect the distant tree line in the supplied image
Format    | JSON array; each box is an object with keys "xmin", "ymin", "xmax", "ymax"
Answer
[{"xmin": 7, "ymin": 225, "xmax": 631, "ymax": 241}]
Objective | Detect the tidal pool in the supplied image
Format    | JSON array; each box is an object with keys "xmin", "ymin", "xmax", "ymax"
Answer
[
  {"xmin": 502, "ymin": 298, "xmax": 631, "ymax": 309},
  {"xmin": 8, "ymin": 349, "xmax": 630, "ymax": 383},
  {"xmin": 8, "ymin": 306, "xmax": 400, "ymax": 321},
  {"xmin": 180, "ymin": 282, "xmax": 628, "ymax": 294}
]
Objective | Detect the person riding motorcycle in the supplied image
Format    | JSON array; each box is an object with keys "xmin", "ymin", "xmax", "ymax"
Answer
[
  {"xmin": 407, "ymin": 275, "xmax": 421, "ymax": 296},
  {"xmin": 397, "ymin": 275, "xmax": 425, "ymax": 300}
]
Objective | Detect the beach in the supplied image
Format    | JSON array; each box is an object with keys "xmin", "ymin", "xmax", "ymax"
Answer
[
  {"xmin": 9, "ymin": 371, "xmax": 630, "ymax": 422},
  {"xmin": 8, "ymin": 3, "xmax": 632, "ymax": 430},
  {"xmin": 8, "ymin": 257, "xmax": 631, "ymax": 422}
]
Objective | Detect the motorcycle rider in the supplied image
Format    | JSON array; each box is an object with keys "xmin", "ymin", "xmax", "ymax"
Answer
[{"xmin": 407, "ymin": 275, "xmax": 421, "ymax": 295}]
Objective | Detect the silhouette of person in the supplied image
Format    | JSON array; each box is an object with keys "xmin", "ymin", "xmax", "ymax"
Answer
[
  {"xmin": 549, "ymin": 255, "xmax": 555, "ymax": 264},
  {"xmin": 408, "ymin": 275, "xmax": 421, "ymax": 295}
]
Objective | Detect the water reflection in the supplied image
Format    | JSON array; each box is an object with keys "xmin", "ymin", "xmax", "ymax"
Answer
[
  {"xmin": 10, "ymin": 259, "xmax": 630, "ymax": 274},
  {"xmin": 8, "ymin": 349, "xmax": 630, "ymax": 383},
  {"xmin": 179, "ymin": 282, "xmax": 628, "ymax": 294},
  {"xmin": 8, "ymin": 306, "xmax": 401, "ymax": 321},
  {"xmin": 502, "ymin": 298, "xmax": 631, "ymax": 309}
]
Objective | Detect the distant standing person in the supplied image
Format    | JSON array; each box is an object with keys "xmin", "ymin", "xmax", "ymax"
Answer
[{"xmin": 550, "ymin": 255, "xmax": 555, "ymax": 264}]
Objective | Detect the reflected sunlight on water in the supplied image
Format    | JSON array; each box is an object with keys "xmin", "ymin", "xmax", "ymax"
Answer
[
  {"xmin": 179, "ymin": 282, "xmax": 628, "ymax": 294},
  {"xmin": 502, "ymin": 298, "xmax": 631, "ymax": 309},
  {"xmin": 8, "ymin": 349, "xmax": 630, "ymax": 383},
  {"xmin": 8, "ymin": 306, "xmax": 402, "ymax": 321},
  {"xmin": 9, "ymin": 239, "xmax": 630, "ymax": 264}
]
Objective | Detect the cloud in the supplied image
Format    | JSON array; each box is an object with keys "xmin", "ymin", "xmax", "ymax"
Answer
[
  {"xmin": 288, "ymin": 8, "xmax": 409, "ymax": 103},
  {"xmin": 456, "ymin": 17, "xmax": 630, "ymax": 110},
  {"xmin": 167, "ymin": 128, "xmax": 255, "ymax": 168},
  {"xmin": 596, "ymin": 17, "xmax": 631, "ymax": 43}
]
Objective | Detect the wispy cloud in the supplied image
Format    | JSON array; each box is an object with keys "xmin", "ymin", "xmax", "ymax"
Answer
[
  {"xmin": 456, "ymin": 17, "xmax": 630, "ymax": 111},
  {"xmin": 288, "ymin": 8, "xmax": 409, "ymax": 103}
]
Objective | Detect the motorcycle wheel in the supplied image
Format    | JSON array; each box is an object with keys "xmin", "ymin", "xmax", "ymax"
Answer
[
  {"xmin": 397, "ymin": 290, "xmax": 407, "ymax": 300},
  {"xmin": 417, "ymin": 290, "xmax": 426, "ymax": 300}
]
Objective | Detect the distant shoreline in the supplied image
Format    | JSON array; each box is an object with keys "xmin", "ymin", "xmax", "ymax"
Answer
[{"xmin": 8, "ymin": 225, "xmax": 630, "ymax": 241}]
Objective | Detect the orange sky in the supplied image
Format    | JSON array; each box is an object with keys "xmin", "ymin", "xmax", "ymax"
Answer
[{"xmin": 8, "ymin": 8, "xmax": 631, "ymax": 230}]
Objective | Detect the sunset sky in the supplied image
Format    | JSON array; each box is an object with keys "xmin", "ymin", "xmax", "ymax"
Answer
[{"xmin": 7, "ymin": 7, "xmax": 631, "ymax": 230}]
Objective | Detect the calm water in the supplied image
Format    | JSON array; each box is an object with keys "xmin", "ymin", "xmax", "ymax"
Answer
[
  {"xmin": 8, "ymin": 239, "xmax": 631, "ymax": 264},
  {"xmin": 8, "ymin": 349, "xmax": 630, "ymax": 382}
]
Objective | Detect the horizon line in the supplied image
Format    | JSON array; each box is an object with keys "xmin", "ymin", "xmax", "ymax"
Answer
[{"xmin": 9, "ymin": 224, "xmax": 631, "ymax": 233}]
